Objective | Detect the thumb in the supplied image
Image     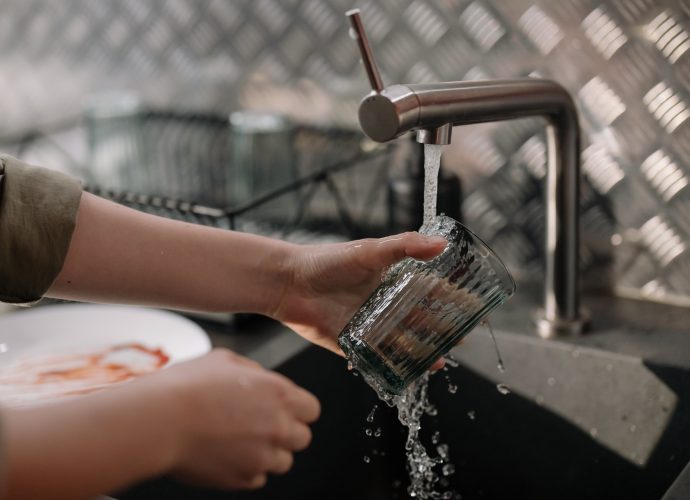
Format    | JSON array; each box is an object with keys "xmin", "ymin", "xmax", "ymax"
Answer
[{"xmin": 351, "ymin": 232, "xmax": 447, "ymax": 271}]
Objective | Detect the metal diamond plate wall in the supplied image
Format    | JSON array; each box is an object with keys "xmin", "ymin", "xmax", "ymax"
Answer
[{"xmin": 1, "ymin": 0, "xmax": 690, "ymax": 305}]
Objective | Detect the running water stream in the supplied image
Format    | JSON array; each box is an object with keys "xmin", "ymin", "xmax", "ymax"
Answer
[{"xmin": 422, "ymin": 144, "xmax": 443, "ymax": 225}]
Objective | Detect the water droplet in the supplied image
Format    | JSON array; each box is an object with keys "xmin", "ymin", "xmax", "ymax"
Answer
[
  {"xmin": 467, "ymin": 410, "xmax": 476, "ymax": 420},
  {"xmin": 374, "ymin": 427, "xmax": 382, "ymax": 437},
  {"xmin": 485, "ymin": 320, "xmax": 506, "ymax": 373},
  {"xmin": 363, "ymin": 455, "xmax": 370, "ymax": 463},
  {"xmin": 547, "ymin": 377, "xmax": 556, "ymax": 386},
  {"xmin": 444, "ymin": 355, "xmax": 459, "ymax": 368},
  {"xmin": 447, "ymin": 383, "xmax": 458, "ymax": 394},
  {"xmin": 432, "ymin": 431, "xmax": 441, "ymax": 444},
  {"xmin": 442, "ymin": 491, "xmax": 454, "ymax": 499},
  {"xmin": 590, "ymin": 428, "xmax": 598, "ymax": 438},
  {"xmin": 437, "ymin": 444, "xmax": 450, "ymax": 459},
  {"xmin": 426, "ymin": 404, "xmax": 438, "ymax": 416},
  {"xmin": 365, "ymin": 428, "xmax": 373, "ymax": 436},
  {"xmin": 366, "ymin": 405, "xmax": 377, "ymax": 423},
  {"xmin": 496, "ymin": 383, "xmax": 511, "ymax": 395},
  {"xmin": 630, "ymin": 424, "xmax": 637, "ymax": 433},
  {"xmin": 348, "ymin": 27, "xmax": 358, "ymax": 40},
  {"xmin": 424, "ymin": 470, "xmax": 437, "ymax": 483},
  {"xmin": 442, "ymin": 464, "xmax": 456, "ymax": 476}
]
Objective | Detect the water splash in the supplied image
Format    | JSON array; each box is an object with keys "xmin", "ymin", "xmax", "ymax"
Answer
[{"xmin": 391, "ymin": 373, "xmax": 456, "ymax": 499}]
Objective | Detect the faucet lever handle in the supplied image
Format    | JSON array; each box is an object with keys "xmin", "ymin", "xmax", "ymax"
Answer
[{"xmin": 346, "ymin": 8, "xmax": 384, "ymax": 93}]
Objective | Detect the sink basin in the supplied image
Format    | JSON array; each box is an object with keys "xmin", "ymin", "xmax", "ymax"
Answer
[{"xmin": 117, "ymin": 291, "xmax": 690, "ymax": 500}]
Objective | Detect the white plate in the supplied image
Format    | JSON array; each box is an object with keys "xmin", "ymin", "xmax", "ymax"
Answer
[{"xmin": 0, "ymin": 304, "xmax": 211, "ymax": 406}]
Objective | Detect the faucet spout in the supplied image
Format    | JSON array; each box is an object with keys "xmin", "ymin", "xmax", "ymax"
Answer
[
  {"xmin": 416, "ymin": 124, "xmax": 452, "ymax": 145},
  {"xmin": 347, "ymin": 10, "xmax": 588, "ymax": 337}
]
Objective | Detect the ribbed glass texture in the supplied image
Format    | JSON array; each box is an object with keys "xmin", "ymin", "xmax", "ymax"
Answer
[{"xmin": 339, "ymin": 215, "xmax": 515, "ymax": 396}]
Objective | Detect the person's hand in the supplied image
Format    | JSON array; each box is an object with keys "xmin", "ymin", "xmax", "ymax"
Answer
[
  {"xmin": 3, "ymin": 348, "xmax": 320, "ymax": 499},
  {"xmin": 157, "ymin": 348, "xmax": 320, "ymax": 489},
  {"xmin": 271, "ymin": 231, "xmax": 446, "ymax": 357}
]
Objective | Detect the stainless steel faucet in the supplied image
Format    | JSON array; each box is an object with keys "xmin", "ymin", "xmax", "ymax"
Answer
[{"xmin": 347, "ymin": 9, "xmax": 588, "ymax": 338}]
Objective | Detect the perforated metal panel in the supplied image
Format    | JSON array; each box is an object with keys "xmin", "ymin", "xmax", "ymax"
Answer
[{"xmin": 1, "ymin": 0, "xmax": 689, "ymax": 305}]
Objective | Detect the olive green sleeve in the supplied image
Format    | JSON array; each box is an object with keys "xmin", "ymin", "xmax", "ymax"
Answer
[
  {"xmin": 0, "ymin": 411, "xmax": 5, "ymax": 500},
  {"xmin": 0, "ymin": 154, "xmax": 82, "ymax": 303}
]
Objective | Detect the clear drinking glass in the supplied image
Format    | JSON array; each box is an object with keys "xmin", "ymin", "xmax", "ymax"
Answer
[
  {"xmin": 229, "ymin": 111, "xmax": 297, "ymax": 223},
  {"xmin": 338, "ymin": 215, "xmax": 515, "ymax": 397},
  {"xmin": 85, "ymin": 91, "xmax": 148, "ymax": 193}
]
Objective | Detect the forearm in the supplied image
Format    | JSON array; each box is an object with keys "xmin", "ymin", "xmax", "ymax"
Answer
[
  {"xmin": 48, "ymin": 192, "xmax": 296, "ymax": 315},
  {"xmin": 4, "ymin": 378, "xmax": 179, "ymax": 499}
]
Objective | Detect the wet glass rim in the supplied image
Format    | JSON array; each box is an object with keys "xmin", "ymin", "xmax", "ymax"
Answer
[{"xmin": 422, "ymin": 214, "xmax": 517, "ymax": 296}]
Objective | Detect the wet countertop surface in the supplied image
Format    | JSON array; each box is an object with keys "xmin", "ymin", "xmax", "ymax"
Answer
[{"xmin": 485, "ymin": 282, "xmax": 690, "ymax": 369}]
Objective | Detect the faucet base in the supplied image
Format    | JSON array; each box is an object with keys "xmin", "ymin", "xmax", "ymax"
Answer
[{"xmin": 534, "ymin": 309, "xmax": 590, "ymax": 338}]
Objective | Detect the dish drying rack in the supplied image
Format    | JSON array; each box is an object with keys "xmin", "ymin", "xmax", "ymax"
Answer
[{"xmin": 84, "ymin": 111, "xmax": 411, "ymax": 242}]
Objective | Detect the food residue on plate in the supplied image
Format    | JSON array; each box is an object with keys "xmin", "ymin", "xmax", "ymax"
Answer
[{"xmin": 0, "ymin": 343, "xmax": 169, "ymax": 406}]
